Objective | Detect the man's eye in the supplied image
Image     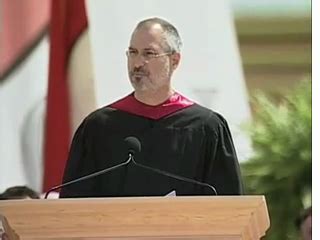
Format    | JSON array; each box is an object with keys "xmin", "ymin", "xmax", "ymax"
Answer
[
  {"xmin": 128, "ymin": 50, "xmax": 137, "ymax": 56},
  {"xmin": 145, "ymin": 52, "xmax": 157, "ymax": 57}
]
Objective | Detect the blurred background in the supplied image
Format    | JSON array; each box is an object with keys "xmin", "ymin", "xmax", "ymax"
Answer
[
  {"xmin": 232, "ymin": 1, "xmax": 311, "ymax": 239},
  {"xmin": 232, "ymin": 0, "xmax": 311, "ymax": 101},
  {"xmin": 0, "ymin": 0, "xmax": 311, "ymax": 239}
]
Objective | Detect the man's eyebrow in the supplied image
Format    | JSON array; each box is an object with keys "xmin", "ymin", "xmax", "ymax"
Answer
[
  {"xmin": 129, "ymin": 47, "xmax": 156, "ymax": 51},
  {"xmin": 144, "ymin": 48, "xmax": 156, "ymax": 51}
]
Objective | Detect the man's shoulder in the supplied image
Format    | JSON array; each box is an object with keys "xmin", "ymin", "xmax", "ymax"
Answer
[
  {"xmin": 84, "ymin": 94, "xmax": 134, "ymax": 123},
  {"xmin": 76, "ymin": 106, "xmax": 128, "ymax": 134},
  {"xmin": 187, "ymin": 103, "xmax": 228, "ymax": 125},
  {"xmin": 84, "ymin": 106, "xmax": 121, "ymax": 123}
]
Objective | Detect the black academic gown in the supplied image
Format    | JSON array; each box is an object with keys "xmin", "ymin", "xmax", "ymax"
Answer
[{"xmin": 60, "ymin": 94, "xmax": 243, "ymax": 198}]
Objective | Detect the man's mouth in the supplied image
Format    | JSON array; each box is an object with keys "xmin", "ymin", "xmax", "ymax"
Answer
[
  {"xmin": 133, "ymin": 72, "xmax": 146, "ymax": 76},
  {"xmin": 132, "ymin": 72, "xmax": 148, "ymax": 79}
]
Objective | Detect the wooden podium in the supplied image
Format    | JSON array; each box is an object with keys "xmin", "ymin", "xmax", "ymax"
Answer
[{"xmin": 0, "ymin": 196, "xmax": 269, "ymax": 240}]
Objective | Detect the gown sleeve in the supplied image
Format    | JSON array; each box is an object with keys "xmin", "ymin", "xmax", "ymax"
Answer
[
  {"xmin": 59, "ymin": 118, "xmax": 98, "ymax": 198},
  {"xmin": 204, "ymin": 113, "xmax": 244, "ymax": 195}
]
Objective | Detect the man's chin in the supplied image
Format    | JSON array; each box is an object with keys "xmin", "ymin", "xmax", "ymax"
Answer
[{"xmin": 130, "ymin": 80, "xmax": 147, "ymax": 91}]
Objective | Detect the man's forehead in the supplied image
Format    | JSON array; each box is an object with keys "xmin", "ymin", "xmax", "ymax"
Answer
[
  {"xmin": 132, "ymin": 23, "xmax": 164, "ymax": 39},
  {"xmin": 135, "ymin": 23, "xmax": 163, "ymax": 33},
  {"xmin": 130, "ymin": 24, "xmax": 165, "ymax": 49}
]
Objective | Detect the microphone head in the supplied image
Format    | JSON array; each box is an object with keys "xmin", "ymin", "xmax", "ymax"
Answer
[{"xmin": 124, "ymin": 136, "xmax": 141, "ymax": 155}]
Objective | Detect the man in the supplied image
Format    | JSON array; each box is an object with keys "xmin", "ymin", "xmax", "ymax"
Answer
[
  {"xmin": 60, "ymin": 17, "xmax": 243, "ymax": 198},
  {"xmin": 0, "ymin": 186, "xmax": 40, "ymax": 200}
]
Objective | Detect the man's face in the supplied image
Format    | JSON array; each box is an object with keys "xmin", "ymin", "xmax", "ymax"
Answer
[{"xmin": 127, "ymin": 24, "xmax": 180, "ymax": 92}]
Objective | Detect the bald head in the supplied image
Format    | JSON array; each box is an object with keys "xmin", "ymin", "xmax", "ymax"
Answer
[{"xmin": 132, "ymin": 17, "xmax": 182, "ymax": 53}]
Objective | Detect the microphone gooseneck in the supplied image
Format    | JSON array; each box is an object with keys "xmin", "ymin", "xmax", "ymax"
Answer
[
  {"xmin": 45, "ymin": 136, "xmax": 217, "ymax": 198},
  {"xmin": 125, "ymin": 136, "xmax": 217, "ymax": 195},
  {"xmin": 45, "ymin": 136, "xmax": 140, "ymax": 199},
  {"xmin": 131, "ymin": 159, "xmax": 217, "ymax": 195},
  {"xmin": 44, "ymin": 155, "xmax": 132, "ymax": 199}
]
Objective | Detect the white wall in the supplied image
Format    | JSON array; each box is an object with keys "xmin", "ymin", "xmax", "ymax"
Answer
[{"xmin": 0, "ymin": 38, "xmax": 49, "ymax": 192}]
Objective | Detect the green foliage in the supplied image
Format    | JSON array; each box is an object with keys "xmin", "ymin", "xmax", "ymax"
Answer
[{"xmin": 241, "ymin": 80, "xmax": 311, "ymax": 240}]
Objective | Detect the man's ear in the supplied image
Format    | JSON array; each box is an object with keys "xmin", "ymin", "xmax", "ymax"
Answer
[{"xmin": 171, "ymin": 52, "xmax": 181, "ymax": 70}]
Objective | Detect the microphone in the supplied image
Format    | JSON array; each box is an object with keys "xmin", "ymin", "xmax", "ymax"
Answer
[
  {"xmin": 125, "ymin": 136, "xmax": 141, "ymax": 155},
  {"xmin": 126, "ymin": 136, "xmax": 218, "ymax": 196}
]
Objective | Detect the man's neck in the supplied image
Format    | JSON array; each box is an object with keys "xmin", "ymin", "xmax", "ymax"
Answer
[{"xmin": 134, "ymin": 88, "xmax": 174, "ymax": 106}]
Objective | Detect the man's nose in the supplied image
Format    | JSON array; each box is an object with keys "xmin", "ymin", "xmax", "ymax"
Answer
[{"xmin": 133, "ymin": 55, "xmax": 147, "ymax": 68}]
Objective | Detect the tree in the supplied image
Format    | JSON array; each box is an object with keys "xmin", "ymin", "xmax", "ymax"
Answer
[{"xmin": 241, "ymin": 80, "xmax": 311, "ymax": 240}]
